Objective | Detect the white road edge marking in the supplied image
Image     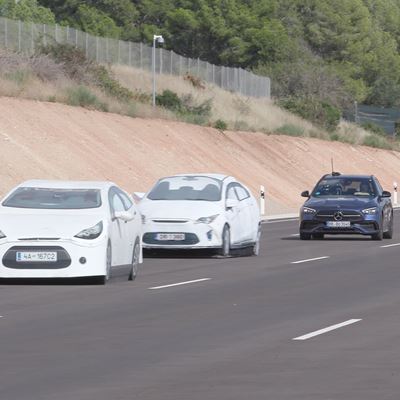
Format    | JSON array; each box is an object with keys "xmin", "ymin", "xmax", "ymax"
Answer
[
  {"xmin": 380, "ymin": 243, "xmax": 400, "ymax": 248},
  {"xmin": 290, "ymin": 233, "xmax": 300, "ymax": 237},
  {"xmin": 293, "ymin": 319, "xmax": 362, "ymax": 341},
  {"xmin": 291, "ymin": 256, "xmax": 329, "ymax": 264},
  {"xmin": 149, "ymin": 278, "xmax": 211, "ymax": 290}
]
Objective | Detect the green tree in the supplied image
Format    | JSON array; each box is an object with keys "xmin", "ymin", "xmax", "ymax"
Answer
[{"xmin": 0, "ymin": 0, "xmax": 55, "ymax": 24}]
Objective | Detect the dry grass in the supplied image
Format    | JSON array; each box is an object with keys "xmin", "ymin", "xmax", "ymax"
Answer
[
  {"xmin": 0, "ymin": 48, "xmax": 391, "ymax": 150},
  {"xmin": 113, "ymin": 64, "xmax": 330, "ymax": 137}
]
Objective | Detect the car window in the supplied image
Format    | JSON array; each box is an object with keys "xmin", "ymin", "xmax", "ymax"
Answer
[
  {"xmin": 109, "ymin": 191, "xmax": 125, "ymax": 213},
  {"xmin": 375, "ymin": 178, "xmax": 383, "ymax": 194},
  {"xmin": 2, "ymin": 188, "xmax": 102, "ymax": 209},
  {"xmin": 226, "ymin": 185, "xmax": 238, "ymax": 200},
  {"xmin": 312, "ymin": 177, "xmax": 377, "ymax": 197},
  {"xmin": 115, "ymin": 188, "xmax": 133, "ymax": 210},
  {"xmin": 147, "ymin": 176, "xmax": 222, "ymax": 201},
  {"xmin": 235, "ymin": 185, "xmax": 250, "ymax": 201}
]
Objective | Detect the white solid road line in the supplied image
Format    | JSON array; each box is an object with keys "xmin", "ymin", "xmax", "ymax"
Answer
[
  {"xmin": 293, "ymin": 319, "xmax": 362, "ymax": 341},
  {"xmin": 380, "ymin": 243, "xmax": 400, "ymax": 248},
  {"xmin": 291, "ymin": 256, "xmax": 329, "ymax": 264},
  {"xmin": 149, "ymin": 278, "xmax": 211, "ymax": 290}
]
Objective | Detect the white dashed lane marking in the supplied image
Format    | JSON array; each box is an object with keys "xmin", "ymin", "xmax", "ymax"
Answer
[{"xmin": 149, "ymin": 278, "xmax": 211, "ymax": 290}]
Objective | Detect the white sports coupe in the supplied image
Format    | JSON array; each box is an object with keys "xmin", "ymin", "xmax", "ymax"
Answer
[
  {"xmin": 139, "ymin": 174, "xmax": 261, "ymax": 256},
  {"xmin": 0, "ymin": 180, "xmax": 142, "ymax": 283}
]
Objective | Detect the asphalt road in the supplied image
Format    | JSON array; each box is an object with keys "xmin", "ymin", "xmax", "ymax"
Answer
[{"xmin": 1, "ymin": 213, "xmax": 400, "ymax": 400}]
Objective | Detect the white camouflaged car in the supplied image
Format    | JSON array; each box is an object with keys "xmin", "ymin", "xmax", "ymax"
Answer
[
  {"xmin": 0, "ymin": 180, "xmax": 142, "ymax": 283},
  {"xmin": 139, "ymin": 174, "xmax": 261, "ymax": 256}
]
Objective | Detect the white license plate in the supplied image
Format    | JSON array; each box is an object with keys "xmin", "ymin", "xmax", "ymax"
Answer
[
  {"xmin": 326, "ymin": 221, "xmax": 351, "ymax": 228},
  {"xmin": 156, "ymin": 233, "xmax": 185, "ymax": 241},
  {"xmin": 16, "ymin": 251, "xmax": 58, "ymax": 262}
]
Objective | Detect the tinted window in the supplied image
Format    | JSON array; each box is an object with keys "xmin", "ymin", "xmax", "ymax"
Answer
[
  {"xmin": 2, "ymin": 188, "xmax": 102, "ymax": 209},
  {"xmin": 235, "ymin": 185, "xmax": 250, "ymax": 201},
  {"xmin": 115, "ymin": 189, "xmax": 133, "ymax": 210},
  {"xmin": 147, "ymin": 176, "xmax": 222, "ymax": 201},
  {"xmin": 312, "ymin": 177, "xmax": 377, "ymax": 197},
  {"xmin": 226, "ymin": 185, "xmax": 238, "ymax": 200}
]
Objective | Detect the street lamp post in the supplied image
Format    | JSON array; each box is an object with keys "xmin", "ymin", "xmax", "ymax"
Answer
[{"xmin": 152, "ymin": 34, "xmax": 164, "ymax": 107}]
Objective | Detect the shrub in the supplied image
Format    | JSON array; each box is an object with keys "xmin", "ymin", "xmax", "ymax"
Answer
[
  {"xmin": 67, "ymin": 86, "xmax": 108, "ymax": 112},
  {"xmin": 183, "ymin": 73, "xmax": 205, "ymax": 89},
  {"xmin": 156, "ymin": 89, "xmax": 182, "ymax": 111},
  {"xmin": 276, "ymin": 124, "xmax": 304, "ymax": 137},
  {"xmin": 4, "ymin": 69, "xmax": 31, "ymax": 85},
  {"xmin": 214, "ymin": 119, "xmax": 228, "ymax": 130},
  {"xmin": 278, "ymin": 96, "xmax": 341, "ymax": 131},
  {"xmin": 361, "ymin": 122, "xmax": 387, "ymax": 137},
  {"xmin": 362, "ymin": 134, "xmax": 392, "ymax": 150}
]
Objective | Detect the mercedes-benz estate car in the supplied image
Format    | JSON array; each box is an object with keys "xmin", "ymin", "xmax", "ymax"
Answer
[
  {"xmin": 138, "ymin": 174, "xmax": 261, "ymax": 256},
  {"xmin": 0, "ymin": 180, "xmax": 142, "ymax": 283},
  {"xmin": 299, "ymin": 173, "xmax": 393, "ymax": 240}
]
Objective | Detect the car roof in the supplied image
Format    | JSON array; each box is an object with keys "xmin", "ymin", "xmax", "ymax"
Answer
[
  {"xmin": 16, "ymin": 180, "xmax": 116, "ymax": 190},
  {"xmin": 161, "ymin": 173, "xmax": 231, "ymax": 181},
  {"xmin": 321, "ymin": 174, "xmax": 374, "ymax": 179}
]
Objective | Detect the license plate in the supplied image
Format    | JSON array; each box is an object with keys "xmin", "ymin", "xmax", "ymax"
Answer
[
  {"xmin": 156, "ymin": 233, "xmax": 185, "ymax": 241},
  {"xmin": 326, "ymin": 221, "xmax": 351, "ymax": 228},
  {"xmin": 16, "ymin": 251, "xmax": 58, "ymax": 262}
]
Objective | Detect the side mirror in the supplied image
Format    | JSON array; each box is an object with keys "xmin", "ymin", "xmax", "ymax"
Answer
[
  {"xmin": 381, "ymin": 191, "xmax": 391, "ymax": 198},
  {"xmin": 114, "ymin": 210, "xmax": 134, "ymax": 222},
  {"xmin": 226, "ymin": 198, "xmax": 239, "ymax": 209},
  {"xmin": 301, "ymin": 190, "xmax": 310, "ymax": 198},
  {"xmin": 133, "ymin": 192, "xmax": 145, "ymax": 202}
]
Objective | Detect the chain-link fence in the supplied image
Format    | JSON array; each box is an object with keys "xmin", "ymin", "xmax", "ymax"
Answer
[{"xmin": 0, "ymin": 17, "xmax": 270, "ymax": 99}]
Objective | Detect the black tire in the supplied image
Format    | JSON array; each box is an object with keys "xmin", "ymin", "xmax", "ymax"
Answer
[
  {"xmin": 252, "ymin": 226, "xmax": 261, "ymax": 256},
  {"xmin": 219, "ymin": 225, "xmax": 231, "ymax": 257},
  {"xmin": 300, "ymin": 231, "xmax": 311, "ymax": 240},
  {"xmin": 312, "ymin": 233, "xmax": 324, "ymax": 240},
  {"xmin": 128, "ymin": 241, "xmax": 140, "ymax": 281},
  {"xmin": 372, "ymin": 220, "xmax": 383, "ymax": 241},
  {"xmin": 383, "ymin": 212, "xmax": 394, "ymax": 239}
]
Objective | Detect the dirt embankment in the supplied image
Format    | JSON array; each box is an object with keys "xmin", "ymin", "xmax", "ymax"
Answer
[{"xmin": 1, "ymin": 97, "xmax": 400, "ymax": 215}]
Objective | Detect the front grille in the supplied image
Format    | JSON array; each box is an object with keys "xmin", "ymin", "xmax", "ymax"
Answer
[
  {"xmin": 2, "ymin": 246, "xmax": 71, "ymax": 269},
  {"xmin": 315, "ymin": 210, "xmax": 363, "ymax": 222},
  {"xmin": 18, "ymin": 238, "xmax": 60, "ymax": 241},
  {"xmin": 301, "ymin": 221, "xmax": 322, "ymax": 230},
  {"xmin": 151, "ymin": 220, "xmax": 189, "ymax": 224},
  {"xmin": 143, "ymin": 232, "xmax": 199, "ymax": 245}
]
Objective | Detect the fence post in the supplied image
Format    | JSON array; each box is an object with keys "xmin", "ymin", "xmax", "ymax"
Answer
[
  {"xmin": 4, "ymin": 18, "xmax": 7, "ymax": 48},
  {"xmin": 260, "ymin": 186, "xmax": 265, "ymax": 216},
  {"xmin": 31, "ymin": 22, "xmax": 34, "ymax": 53},
  {"xmin": 96, "ymin": 36, "xmax": 99, "ymax": 61},
  {"xmin": 129, "ymin": 42, "xmax": 132, "ymax": 66},
  {"xmin": 159, "ymin": 47, "xmax": 162, "ymax": 74},
  {"xmin": 55, "ymin": 23, "xmax": 58, "ymax": 42},
  {"xmin": 118, "ymin": 40, "xmax": 121, "ymax": 63},
  {"xmin": 170, "ymin": 50, "xmax": 173, "ymax": 74},
  {"xmin": 354, "ymin": 101, "xmax": 359, "ymax": 124},
  {"xmin": 85, "ymin": 32, "xmax": 88, "ymax": 57},
  {"xmin": 75, "ymin": 28, "xmax": 78, "ymax": 47},
  {"xmin": 18, "ymin": 20, "xmax": 21, "ymax": 52},
  {"xmin": 139, "ymin": 42, "xmax": 143, "ymax": 69}
]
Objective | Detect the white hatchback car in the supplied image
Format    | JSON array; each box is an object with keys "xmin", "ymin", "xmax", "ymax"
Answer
[
  {"xmin": 0, "ymin": 180, "xmax": 142, "ymax": 283},
  {"xmin": 139, "ymin": 174, "xmax": 261, "ymax": 256}
]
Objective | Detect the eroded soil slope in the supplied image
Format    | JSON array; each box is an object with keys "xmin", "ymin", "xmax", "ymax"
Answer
[{"xmin": 1, "ymin": 97, "xmax": 400, "ymax": 215}]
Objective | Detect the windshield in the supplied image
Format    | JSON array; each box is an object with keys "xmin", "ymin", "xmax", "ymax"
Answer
[
  {"xmin": 312, "ymin": 177, "xmax": 377, "ymax": 197},
  {"xmin": 2, "ymin": 187, "xmax": 102, "ymax": 209},
  {"xmin": 147, "ymin": 176, "xmax": 222, "ymax": 201}
]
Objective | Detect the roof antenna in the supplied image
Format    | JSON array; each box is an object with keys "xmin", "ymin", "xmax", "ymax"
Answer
[{"xmin": 331, "ymin": 158, "xmax": 341, "ymax": 176}]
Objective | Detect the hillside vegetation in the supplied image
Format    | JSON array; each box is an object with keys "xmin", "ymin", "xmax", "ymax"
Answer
[{"xmin": 3, "ymin": 0, "xmax": 400, "ymax": 112}]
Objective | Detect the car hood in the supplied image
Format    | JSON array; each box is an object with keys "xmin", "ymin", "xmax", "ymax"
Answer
[
  {"xmin": 304, "ymin": 196, "xmax": 377, "ymax": 210},
  {"xmin": 0, "ymin": 210, "xmax": 104, "ymax": 240},
  {"xmin": 139, "ymin": 200, "xmax": 222, "ymax": 220}
]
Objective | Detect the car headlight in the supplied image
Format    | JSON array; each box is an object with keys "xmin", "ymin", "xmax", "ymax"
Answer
[
  {"xmin": 196, "ymin": 214, "xmax": 219, "ymax": 224},
  {"xmin": 362, "ymin": 207, "xmax": 377, "ymax": 215},
  {"xmin": 302, "ymin": 207, "xmax": 316, "ymax": 215},
  {"xmin": 0, "ymin": 230, "xmax": 6, "ymax": 239},
  {"xmin": 75, "ymin": 221, "xmax": 103, "ymax": 240}
]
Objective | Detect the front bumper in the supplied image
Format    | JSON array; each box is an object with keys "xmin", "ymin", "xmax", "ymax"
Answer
[
  {"xmin": 300, "ymin": 212, "xmax": 380, "ymax": 236},
  {"xmin": 142, "ymin": 220, "xmax": 223, "ymax": 249},
  {"xmin": 0, "ymin": 238, "xmax": 107, "ymax": 278}
]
